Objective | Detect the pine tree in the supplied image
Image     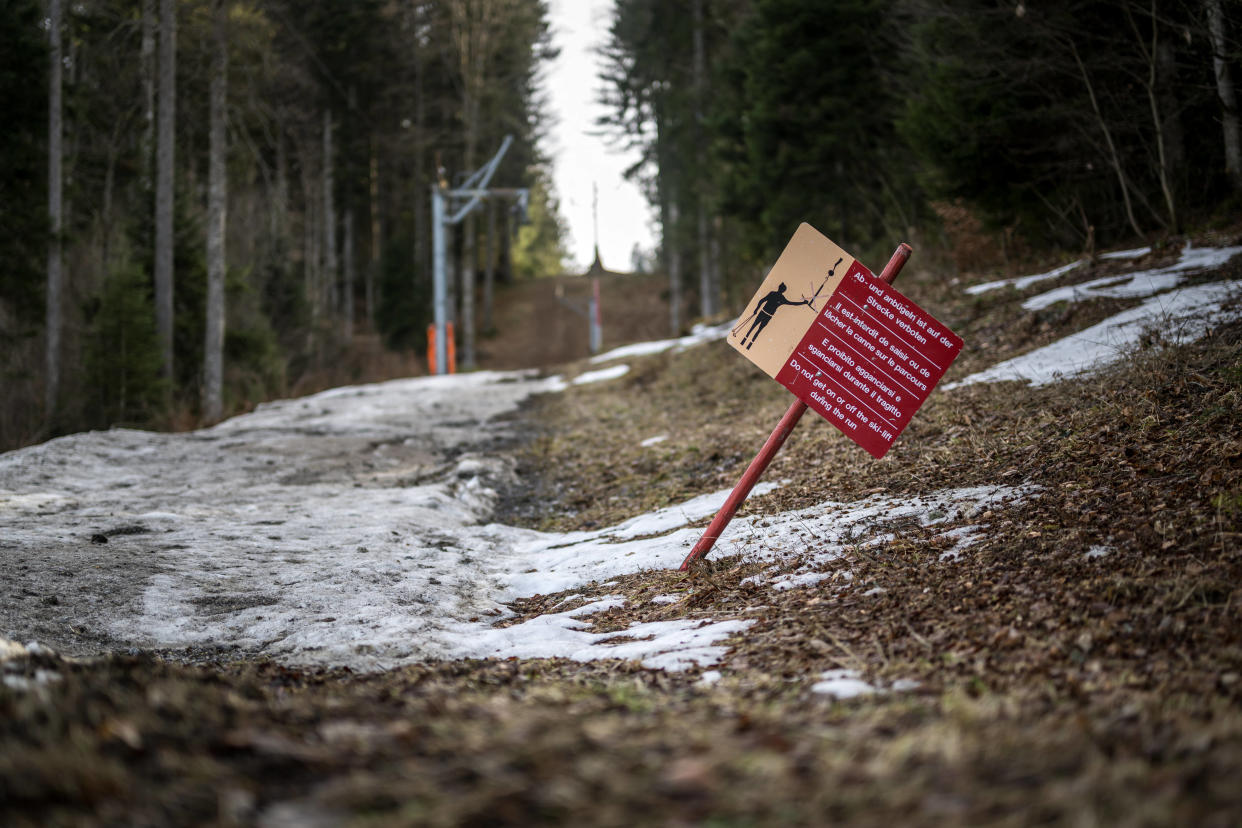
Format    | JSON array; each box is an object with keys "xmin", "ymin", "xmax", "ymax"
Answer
[
  {"xmin": 154, "ymin": 0, "xmax": 177, "ymax": 379},
  {"xmin": 45, "ymin": 0, "xmax": 63, "ymax": 420},
  {"xmin": 203, "ymin": 0, "xmax": 229, "ymax": 423}
]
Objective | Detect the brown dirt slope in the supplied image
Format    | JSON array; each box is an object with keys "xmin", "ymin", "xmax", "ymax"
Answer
[{"xmin": 478, "ymin": 271, "xmax": 684, "ymax": 370}]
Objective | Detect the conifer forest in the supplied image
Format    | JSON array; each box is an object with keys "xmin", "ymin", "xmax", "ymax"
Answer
[
  {"xmin": 6, "ymin": 3, "xmax": 1242, "ymax": 825},
  {"xmin": 3, "ymin": 0, "xmax": 558, "ymax": 448},
  {"xmin": 4, "ymin": 0, "xmax": 1241, "ymax": 448}
]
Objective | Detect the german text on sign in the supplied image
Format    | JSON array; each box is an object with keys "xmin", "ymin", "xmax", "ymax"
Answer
[{"xmin": 729, "ymin": 224, "xmax": 963, "ymax": 458}]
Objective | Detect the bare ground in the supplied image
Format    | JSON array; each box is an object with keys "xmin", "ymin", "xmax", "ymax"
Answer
[{"xmin": 4, "ymin": 244, "xmax": 1242, "ymax": 826}]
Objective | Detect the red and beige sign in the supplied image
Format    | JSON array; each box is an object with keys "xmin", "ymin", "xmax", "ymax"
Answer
[{"xmin": 729, "ymin": 223, "xmax": 963, "ymax": 458}]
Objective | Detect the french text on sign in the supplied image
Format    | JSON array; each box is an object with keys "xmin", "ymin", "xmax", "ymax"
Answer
[{"xmin": 776, "ymin": 260, "xmax": 962, "ymax": 457}]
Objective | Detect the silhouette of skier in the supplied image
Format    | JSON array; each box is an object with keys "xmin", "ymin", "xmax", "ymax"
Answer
[{"xmin": 738, "ymin": 283, "xmax": 811, "ymax": 349}]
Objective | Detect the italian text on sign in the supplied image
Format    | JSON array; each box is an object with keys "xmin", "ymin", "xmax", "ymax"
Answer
[{"xmin": 729, "ymin": 224, "xmax": 963, "ymax": 458}]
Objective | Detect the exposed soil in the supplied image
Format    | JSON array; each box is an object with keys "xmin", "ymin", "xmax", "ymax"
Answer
[
  {"xmin": 4, "ymin": 243, "xmax": 1242, "ymax": 826},
  {"xmin": 478, "ymin": 271, "xmax": 685, "ymax": 371}
]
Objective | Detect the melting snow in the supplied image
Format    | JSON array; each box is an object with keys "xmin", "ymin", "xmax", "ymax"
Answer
[
  {"xmin": 966, "ymin": 260, "xmax": 1084, "ymax": 295},
  {"xmin": 590, "ymin": 321, "xmax": 731, "ymax": 363},
  {"xmin": 2, "ymin": 670, "xmax": 63, "ymax": 692},
  {"xmin": 721, "ymin": 486, "xmax": 1034, "ymax": 591},
  {"xmin": 810, "ymin": 669, "xmax": 920, "ymax": 698},
  {"xmin": 771, "ymin": 572, "xmax": 832, "ymax": 591},
  {"xmin": 1100, "ymin": 246, "xmax": 1153, "ymax": 260},
  {"xmin": 1021, "ymin": 243, "xmax": 1242, "ymax": 311},
  {"xmin": 964, "ymin": 246, "xmax": 1152, "ymax": 295},
  {"xmin": 2, "ymin": 363, "xmax": 1033, "ymax": 674},
  {"xmin": 572, "ymin": 364, "xmax": 630, "ymax": 385},
  {"xmin": 947, "ymin": 280, "xmax": 1242, "ymax": 388},
  {"xmin": 453, "ymin": 596, "xmax": 752, "ymax": 671},
  {"xmin": 811, "ymin": 669, "xmax": 877, "ymax": 699}
]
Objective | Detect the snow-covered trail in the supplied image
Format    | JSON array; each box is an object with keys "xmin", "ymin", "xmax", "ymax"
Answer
[
  {"xmin": 0, "ymin": 370, "xmax": 781, "ymax": 671},
  {"xmin": 0, "ymin": 372, "xmax": 550, "ymax": 665}
]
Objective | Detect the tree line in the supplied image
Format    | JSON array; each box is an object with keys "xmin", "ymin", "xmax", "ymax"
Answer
[
  {"xmin": 1, "ymin": 0, "xmax": 562, "ymax": 450},
  {"xmin": 598, "ymin": 0, "xmax": 1242, "ymax": 322}
]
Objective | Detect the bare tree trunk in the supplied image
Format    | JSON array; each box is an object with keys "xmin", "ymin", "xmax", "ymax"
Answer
[
  {"xmin": 273, "ymin": 125, "xmax": 288, "ymax": 247},
  {"xmin": 693, "ymin": 0, "xmax": 716, "ymax": 318},
  {"xmin": 697, "ymin": 208, "xmax": 712, "ymax": 318},
  {"xmin": 140, "ymin": 0, "xmax": 156, "ymax": 191},
  {"xmin": 458, "ymin": 81, "xmax": 479, "ymax": 369},
  {"xmin": 668, "ymin": 198, "xmax": 682, "ymax": 335},
  {"xmin": 710, "ymin": 214, "xmax": 723, "ymax": 310},
  {"xmin": 1071, "ymin": 41, "xmax": 1145, "ymax": 237},
  {"xmin": 1157, "ymin": 40, "xmax": 1185, "ymax": 206},
  {"xmin": 204, "ymin": 0, "xmax": 228, "ymax": 423},
  {"xmin": 483, "ymin": 199, "xmax": 496, "ymax": 333},
  {"xmin": 322, "ymin": 109, "xmax": 337, "ymax": 318},
  {"xmin": 461, "ymin": 212, "xmax": 476, "ymax": 369},
  {"xmin": 46, "ymin": 0, "xmax": 63, "ymax": 421},
  {"xmin": 302, "ymin": 149, "xmax": 320, "ymax": 324},
  {"xmin": 103, "ymin": 141, "xmax": 116, "ymax": 252},
  {"xmin": 368, "ymin": 146, "xmax": 380, "ymax": 327},
  {"xmin": 155, "ymin": 0, "xmax": 177, "ymax": 380},
  {"xmin": 343, "ymin": 209, "xmax": 355, "ymax": 341},
  {"xmin": 1130, "ymin": 1, "xmax": 1179, "ymax": 232},
  {"xmin": 412, "ymin": 15, "xmax": 429, "ymax": 290},
  {"xmin": 1208, "ymin": 0, "xmax": 1242, "ymax": 189},
  {"xmin": 447, "ymin": 0, "xmax": 508, "ymax": 369},
  {"xmin": 500, "ymin": 208, "xmax": 512, "ymax": 285}
]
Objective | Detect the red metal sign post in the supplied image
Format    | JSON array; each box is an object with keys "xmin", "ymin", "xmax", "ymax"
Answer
[{"xmin": 678, "ymin": 243, "xmax": 912, "ymax": 572}]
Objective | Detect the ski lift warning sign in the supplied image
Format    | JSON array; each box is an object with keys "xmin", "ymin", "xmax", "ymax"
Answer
[{"xmin": 729, "ymin": 223, "xmax": 963, "ymax": 458}]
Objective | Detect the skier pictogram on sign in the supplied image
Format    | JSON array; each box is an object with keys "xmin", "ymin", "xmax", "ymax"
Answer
[
  {"xmin": 728, "ymin": 223, "xmax": 963, "ymax": 458},
  {"xmin": 736, "ymin": 283, "xmax": 810, "ymax": 349}
]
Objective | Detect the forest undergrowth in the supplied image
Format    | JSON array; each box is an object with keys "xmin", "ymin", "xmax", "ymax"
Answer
[{"xmin": 4, "ymin": 247, "xmax": 1242, "ymax": 826}]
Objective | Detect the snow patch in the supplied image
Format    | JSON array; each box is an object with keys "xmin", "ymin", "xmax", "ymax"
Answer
[
  {"xmin": 434, "ymin": 598, "xmax": 752, "ymax": 671},
  {"xmin": 0, "ymin": 639, "xmax": 32, "ymax": 662},
  {"xmin": 739, "ymin": 574, "xmax": 768, "ymax": 587},
  {"xmin": 936, "ymin": 526, "xmax": 987, "ymax": 561},
  {"xmin": 572, "ymin": 364, "xmax": 631, "ymax": 385},
  {"xmin": 1022, "ymin": 243, "xmax": 1242, "ymax": 311},
  {"xmin": 947, "ymin": 280, "xmax": 1242, "ymax": 388},
  {"xmin": 2, "ymin": 669, "xmax": 63, "ymax": 692},
  {"xmin": 698, "ymin": 670, "xmax": 723, "ymax": 686},
  {"xmin": 811, "ymin": 669, "xmax": 877, "ymax": 699},
  {"xmin": 811, "ymin": 669, "xmax": 919, "ymax": 698},
  {"xmin": 640, "ymin": 434, "xmax": 669, "ymax": 447},
  {"xmin": 771, "ymin": 572, "xmax": 832, "ymax": 591},
  {"xmin": 1100, "ymin": 246, "xmax": 1153, "ymax": 260},
  {"xmin": 966, "ymin": 261, "xmax": 1084, "ymax": 295},
  {"xmin": 590, "ymin": 321, "xmax": 731, "ymax": 363},
  {"xmin": 964, "ymin": 246, "xmax": 1153, "ymax": 296}
]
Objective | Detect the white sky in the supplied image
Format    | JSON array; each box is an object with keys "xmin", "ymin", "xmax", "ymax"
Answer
[{"xmin": 545, "ymin": 0, "xmax": 655, "ymax": 272}]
